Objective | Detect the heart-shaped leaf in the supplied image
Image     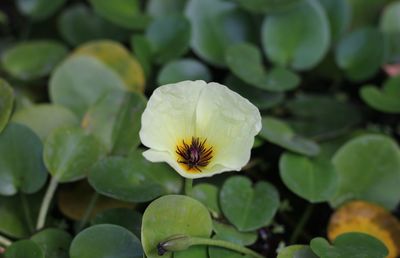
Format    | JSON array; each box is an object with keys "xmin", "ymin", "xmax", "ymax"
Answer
[
  {"xmin": 1, "ymin": 41, "xmax": 67, "ymax": 81},
  {"xmin": 89, "ymin": 151, "xmax": 182, "ymax": 202},
  {"xmin": 185, "ymin": 0, "xmax": 254, "ymax": 66},
  {"xmin": 261, "ymin": 0, "xmax": 330, "ymax": 70},
  {"xmin": 12, "ymin": 104, "xmax": 78, "ymax": 141},
  {"xmin": 310, "ymin": 233, "xmax": 388, "ymax": 258},
  {"xmin": 49, "ymin": 56, "xmax": 125, "ymax": 118},
  {"xmin": 31, "ymin": 229, "xmax": 72, "ymax": 258},
  {"xmin": 157, "ymin": 59, "xmax": 211, "ymax": 85},
  {"xmin": 0, "ymin": 79, "xmax": 13, "ymax": 133},
  {"xmin": 226, "ymin": 43, "xmax": 300, "ymax": 92},
  {"xmin": 82, "ymin": 89, "xmax": 146, "ymax": 155},
  {"xmin": 142, "ymin": 195, "xmax": 212, "ymax": 258},
  {"xmin": 332, "ymin": 134, "xmax": 400, "ymax": 209},
  {"xmin": 72, "ymin": 40, "xmax": 145, "ymax": 92},
  {"xmin": 220, "ymin": 176, "xmax": 279, "ymax": 231},
  {"xmin": 0, "ymin": 123, "xmax": 47, "ymax": 195},
  {"xmin": 44, "ymin": 127, "xmax": 105, "ymax": 183},
  {"xmin": 146, "ymin": 15, "xmax": 191, "ymax": 64},
  {"xmin": 69, "ymin": 224, "xmax": 143, "ymax": 258},
  {"xmin": 4, "ymin": 240, "xmax": 44, "ymax": 258},
  {"xmin": 259, "ymin": 117, "xmax": 320, "ymax": 156}
]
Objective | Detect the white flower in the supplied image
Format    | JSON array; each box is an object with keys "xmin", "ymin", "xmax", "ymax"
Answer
[{"xmin": 139, "ymin": 80, "xmax": 262, "ymax": 179}]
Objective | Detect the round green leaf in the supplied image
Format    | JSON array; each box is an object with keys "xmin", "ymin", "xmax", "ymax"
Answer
[
  {"xmin": 185, "ymin": 0, "xmax": 254, "ymax": 66},
  {"xmin": 89, "ymin": 151, "xmax": 182, "ymax": 202},
  {"xmin": 82, "ymin": 89, "xmax": 146, "ymax": 154},
  {"xmin": 44, "ymin": 127, "xmax": 105, "ymax": 183},
  {"xmin": 142, "ymin": 195, "xmax": 212, "ymax": 258},
  {"xmin": 225, "ymin": 75, "xmax": 284, "ymax": 110},
  {"xmin": 226, "ymin": 43, "xmax": 300, "ymax": 92},
  {"xmin": 279, "ymin": 152, "xmax": 338, "ymax": 203},
  {"xmin": 360, "ymin": 76, "xmax": 400, "ymax": 113},
  {"xmin": 5, "ymin": 240, "xmax": 44, "ymax": 258},
  {"xmin": 58, "ymin": 4, "xmax": 129, "ymax": 46},
  {"xmin": 319, "ymin": 0, "xmax": 350, "ymax": 42},
  {"xmin": 0, "ymin": 193, "xmax": 41, "ymax": 238},
  {"xmin": 1, "ymin": 41, "xmax": 67, "ymax": 81},
  {"xmin": 229, "ymin": 0, "xmax": 301, "ymax": 13},
  {"xmin": 310, "ymin": 233, "xmax": 388, "ymax": 258},
  {"xmin": 70, "ymin": 224, "xmax": 143, "ymax": 258},
  {"xmin": 16, "ymin": 0, "xmax": 66, "ymax": 20},
  {"xmin": 91, "ymin": 208, "xmax": 142, "ymax": 237},
  {"xmin": 259, "ymin": 117, "xmax": 320, "ymax": 156},
  {"xmin": 0, "ymin": 123, "xmax": 47, "ymax": 195},
  {"xmin": 49, "ymin": 56, "xmax": 126, "ymax": 118},
  {"xmin": 332, "ymin": 134, "xmax": 400, "ymax": 209},
  {"xmin": 191, "ymin": 183, "xmax": 221, "ymax": 217},
  {"xmin": 88, "ymin": 0, "xmax": 149, "ymax": 30},
  {"xmin": 12, "ymin": 104, "xmax": 78, "ymax": 141},
  {"xmin": 146, "ymin": 15, "xmax": 191, "ymax": 64},
  {"xmin": 220, "ymin": 176, "xmax": 279, "ymax": 231},
  {"xmin": 175, "ymin": 246, "xmax": 208, "ymax": 258},
  {"xmin": 261, "ymin": 0, "xmax": 330, "ymax": 70},
  {"xmin": 146, "ymin": 0, "xmax": 186, "ymax": 17},
  {"xmin": 212, "ymin": 221, "xmax": 258, "ymax": 246},
  {"xmin": 31, "ymin": 229, "xmax": 72, "ymax": 258},
  {"xmin": 335, "ymin": 27, "xmax": 384, "ymax": 81},
  {"xmin": 0, "ymin": 79, "xmax": 13, "ymax": 133},
  {"xmin": 157, "ymin": 59, "xmax": 211, "ymax": 85}
]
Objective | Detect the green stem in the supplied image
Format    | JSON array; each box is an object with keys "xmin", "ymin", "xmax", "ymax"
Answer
[
  {"xmin": 36, "ymin": 177, "xmax": 59, "ymax": 230},
  {"xmin": 190, "ymin": 237, "xmax": 263, "ymax": 258},
  {"xmin": 76, "ymin": 192, "xmax": 99, "ymax": 232},
  {"xmin": 19, "ymin": 193, "xmax": 34, "ymax": 234},
  {"xmin": 290, "ymin": 204, "xmax": 314, "ymax": 244},
  {"xmin": 0, "ymin": 235, "xmax": 11, "ymax": 247},
  {"xmin": 184, "ymin": 178, "xmax": 193, "ymax": 196}
]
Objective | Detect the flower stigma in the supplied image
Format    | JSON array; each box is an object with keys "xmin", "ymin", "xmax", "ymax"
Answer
[{"xmin": 176, "ymin": 137, "xmax": 213, "ymax": 173}]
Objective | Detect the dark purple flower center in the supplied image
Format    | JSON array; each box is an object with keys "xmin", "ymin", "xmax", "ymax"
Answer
[{"xmin": 176, "ymin": 137, "xmax": 213, "ymax": 172}]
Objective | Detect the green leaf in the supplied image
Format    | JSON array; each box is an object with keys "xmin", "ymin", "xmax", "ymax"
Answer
[
  {"xmin": 191, "ymin": 183, "xmax": 221, "ymax": 217},
  {"xmin": 225, "ymin": 43, "xmax": 300, "ymax": 92},
  {"xmin": 1, "ymin": 41, "xmax": 67, "ymax": 81},
  {"xmin": 225, "ymin": 75, "xmax": 284, "ymax": 110},
  {"xmin": 220, "ymin": 176, "xmax": 279, "ymax": 231},
  {"xmin": 380, "ymin": 1, "xmax": 400, "ymax": 63},
  {"xmin": 259, "ymin": 117, "xmax": 320, "ymax": 156},
  {"xmin": 16, "ymin": 0, "xmax": 66, "ymax": 20},
  {"xmin": 49, "ymin": 56, "xmax": 126, "ymax": 118},
  {"xmin": 360, "ymin": 76, "xmax": 400, "ymax": 113},
  {"xmin": 0, "ymin": 123, "xmax": 47, "ymax": 195},
  {"xmin": 88, "ymin": 0, "xmax": 149, "ymax": 30},
  {"xmin": 185, "ymin": 0, "xmax": 254, "ymax": 66},
  {"xmin": 209, "ymin": 235, "xmax": 252, "ymax": 258},
  {"xmin": 318, "ymin": 0, "xmax": 350, "ymax": 42},
  {"xmin": 82, "ymin": 89, "xmax": 146, "ymax": 154},
  {"xmin": 44, "ymin": 127, "xmax": 105, "ymax": 183},
  {"xmin": 0, "ymin": 79, "xmax": 13, "ymax": 133},
  {"xmin": 332, "ymin": 134, "xmax": 400, "ymax": 209},
  {"xmin": 157, "ymin": 59, "xmax": 211, "ymax": 85},
  {"xmin": 88, "ymin": 151, "xmax": 182, "ymax": 202},
  {"xmin": 146, "ymin": 0, "xmax": 186, "ymax": 17},
  {"xmin": 335, "ymin": 27, "xmax": 384, "ymax": 81},
  {"xmin": 146, "ymin": 15, "xmax": 191, "ymax": 64},
  {"xmin": 5, "ymin": 240, "xmax": 44, "ymax": 258},
  {"xmin": 69, "ymin": 224, "xmax": 143, "ymax": 258},
  {"xmin": 174, "ymin": 246, "xmax": 209, "ymax": 258},
  {"xmin": 261, "ymin": 0, "xmax": 330, "ymax": 70},
  {"xmin": 228, "ymin": 0, "xmax": 301, "ymax": 13},
  {"xmin": 12, "ymin": 104, "xmax": 78, "ymax": 141},
  {"xmin": 31, "ymin": 229, "xmax": 72, "ymax": 258},
  {"xmin": 142, "ymin": 195, "xmax": 212, "ymax": 258},
  {"xmin": 0, "ymin": 193, "xmax": 41, "ymax": 238},
  {"xmin": 91, "ymin": 208, "xmax": 142, "ymax": 237},
  {"xmin": 277, "ymin": 245, "xmax": 317, "ymax": 258},
  {"xmin": 130, "ymin": 35, "xmax": 153, "ymax": 78},
  {"xmin": 310, "ymin": 233, "xmax": 388, "ymax": 258},
  {"xmin": 212, "ymin": 221, "xmax": 258, "ymax": 246},
  {"xmin": 279, "ymin": 151, "xmax": 338, "ymax": 203},
  {"xmin": 58, "ymin": 4, "xmax": 129, "ymax": 46}
]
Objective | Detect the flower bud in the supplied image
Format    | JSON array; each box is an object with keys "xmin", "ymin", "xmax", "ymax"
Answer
[{"xmin": 157, "ymin": 234, "xmax": 192, "ymax": 255}]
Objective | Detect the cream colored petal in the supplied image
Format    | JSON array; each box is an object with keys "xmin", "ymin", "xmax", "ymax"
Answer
[
  {"xmin": 139, "ymin": 80, "xmax": 206, "ymax": 153},
  {"xmin": 195, "ymin": 82, "xmax": 262, "ymax": 172}
]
